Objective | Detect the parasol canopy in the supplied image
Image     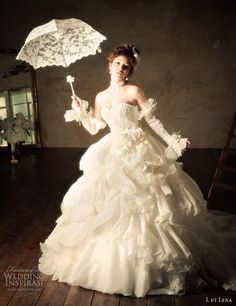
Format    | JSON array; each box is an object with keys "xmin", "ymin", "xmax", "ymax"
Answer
[
  {"xmin": 16, "ymin": 18, "xmax": 107, "ymax": 69},
  {"xmin": 16, "ymin": 18, "xmax": 107, "ymax": 94}
]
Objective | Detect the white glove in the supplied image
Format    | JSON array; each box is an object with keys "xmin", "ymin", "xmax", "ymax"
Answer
[
  {"xmin": 64, "ymin": 98, "xmax": 106, "ymax": 135},
  {"xmin": 140, "ymin": 99, "xmax": 188, "ymax": 159}
]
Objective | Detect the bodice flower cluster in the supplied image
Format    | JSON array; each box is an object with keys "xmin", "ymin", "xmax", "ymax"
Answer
[{"xmin": 118, "ymin": 127, "xmax": 148, "ymax": 156}]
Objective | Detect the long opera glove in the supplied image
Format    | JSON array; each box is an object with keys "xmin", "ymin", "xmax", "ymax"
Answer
[
  {"xmin": 140, "ymin": 99, "xmax": 188, "ymax": 160},
  {"xmin": 64, "ymin": 99, "xmax": 106, "ymax": 135}
]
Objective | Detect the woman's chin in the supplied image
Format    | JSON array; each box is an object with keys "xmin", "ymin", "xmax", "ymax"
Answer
[{"xmin": 113, "ymin": 76, "xmax": 125, "ymax": 82}]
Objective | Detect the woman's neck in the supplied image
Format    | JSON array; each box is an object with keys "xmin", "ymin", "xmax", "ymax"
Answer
[{"xmin": 110, "ymin": 78, "xmax": 127, "ymax": 88}]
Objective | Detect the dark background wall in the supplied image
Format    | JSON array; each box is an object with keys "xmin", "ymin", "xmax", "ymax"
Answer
[{"xmin": 0, "ymin": 0, "xmax": 235, "ymax": 148}]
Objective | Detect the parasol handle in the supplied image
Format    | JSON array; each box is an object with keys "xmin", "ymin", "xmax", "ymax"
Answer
[{"xmin": 66, "ymin": 75, "xmax": 76, "ymax": 96}]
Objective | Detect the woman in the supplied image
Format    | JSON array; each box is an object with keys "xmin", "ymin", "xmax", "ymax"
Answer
[{"xmin": 39, "ymin": 44, "xmax": 236, "ymax": 297}]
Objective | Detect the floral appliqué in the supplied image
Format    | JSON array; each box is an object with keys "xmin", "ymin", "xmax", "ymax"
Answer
[
  {"xmin": 143, "ymin": 157, "xmax": 162, "ymax": 174},
  {"xmin": 118, "ymin": 127, "xmax": 148, "ymax": 156}
]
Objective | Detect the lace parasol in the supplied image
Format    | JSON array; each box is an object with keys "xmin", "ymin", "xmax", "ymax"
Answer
[{"xmin": 16, "ymin": 18, "xmax": 107, "ymax": 94}]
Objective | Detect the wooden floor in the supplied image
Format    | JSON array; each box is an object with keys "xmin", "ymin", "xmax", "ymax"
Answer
[{"xmin": 0, "ymin": 148, "xmax": 235, "ymax": 306}]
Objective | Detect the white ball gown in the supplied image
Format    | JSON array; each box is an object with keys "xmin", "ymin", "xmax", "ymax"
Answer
[{"xmin": 38, "ymin": 100, "xmax": 236, "ymax": 297}]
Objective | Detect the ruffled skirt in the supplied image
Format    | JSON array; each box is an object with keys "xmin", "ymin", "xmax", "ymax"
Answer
[{"xmin": 38, "ymin": 132, "xmax": 236, "ymax": 297}]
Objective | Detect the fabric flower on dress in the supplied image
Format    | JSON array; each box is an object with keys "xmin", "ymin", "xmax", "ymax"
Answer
[
  {"xmin": 118, "ymin": 127, "xmax": 148, "ymax": 156},
  {"xmin": 143, "ymin": 157, "xmax": 162, "ymax": 174},
  {"xmin": 143, "ymin": 158, "xmax": 174, "ymax": 196}
]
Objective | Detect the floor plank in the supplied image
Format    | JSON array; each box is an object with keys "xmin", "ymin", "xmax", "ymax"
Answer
[
  {"xmin": 92, "ymin": 291, "xmax": 120, "ymax": 306},
  {"xmin": 175, "ymin": 293, "xmax": 204, "ymax": 306},
  {"xmin": 147, "ymin": 295, "xmax": 175, "ymax": 306},
  {"xmin": 35, "ymin": 276, "xmax": 59, "ymax": 306},
  {"xmin": 48, "ymin": 282, "xmax": 70, "ymax": 306},
  {"xmin": 64, "ymin": 286, "xmax": 94, "ymax": 306},
  {"xmin": 120, "ymin": 295, "xmax": 147, "ymax": 306},
  {"xmin": 0, "ymin": 280, "xmax": 15, "ymax": 306}
]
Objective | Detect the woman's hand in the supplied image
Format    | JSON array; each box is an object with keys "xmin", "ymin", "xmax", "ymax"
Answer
[{"xmin": 71, "ymin": 95, "xmax": 82, "ymax": 110}]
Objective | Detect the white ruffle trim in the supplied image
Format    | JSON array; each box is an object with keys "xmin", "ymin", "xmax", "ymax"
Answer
[
  {"xmin": 64, "ymin": 99, "xmax": 106, "ymax": 134},
  {"xmin": 64, "ymin": 99, "xmax": 89, "ymax": 123},
  {"xmin": 165, "ymin": 133, "xmax": 188, "ymax": 160},
  {"xmin": 138, "ymin": 98, "xmax": 157, "ymax": 120}
]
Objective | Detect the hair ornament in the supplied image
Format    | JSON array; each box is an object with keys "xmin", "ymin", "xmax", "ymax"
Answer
[{"xmin": 132, "ymin": 46, "xmax": 141, "ymax": 67}]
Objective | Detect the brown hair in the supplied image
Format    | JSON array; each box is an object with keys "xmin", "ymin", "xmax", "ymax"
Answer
[{"xmin": 107, "ymin": 44, "xmax": 140, "ymax": 76}]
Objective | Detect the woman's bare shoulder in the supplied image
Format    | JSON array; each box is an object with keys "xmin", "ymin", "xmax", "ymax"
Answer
[
  {"xmin": 126, "ymin": 84, "xmax": 146, "ymax": 102},
  {"xmin": 95, "ymin": 89, "xmax": 110, "ymax": 106},
  {"xmin": 126, "ymin": 84, "xmax": 143, "ymax": 94}
]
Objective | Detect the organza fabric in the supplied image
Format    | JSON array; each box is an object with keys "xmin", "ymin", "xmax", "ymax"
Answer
[{"xmin": 39, "ymin": 100, "xmax": 236, "ymax": 297}]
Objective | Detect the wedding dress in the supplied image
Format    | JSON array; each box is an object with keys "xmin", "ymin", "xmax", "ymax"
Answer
[{"xmin": 38, "ymin": 99, "xmax": 236, "ymax": 297}]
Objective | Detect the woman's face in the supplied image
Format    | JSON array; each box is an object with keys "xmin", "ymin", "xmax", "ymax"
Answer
[{"xmin": 109, "ymin": 55, "xmax": 131, "ymax": 81}]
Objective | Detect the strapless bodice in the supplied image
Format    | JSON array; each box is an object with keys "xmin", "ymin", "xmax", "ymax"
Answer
[{"xmin": 101, "ymin": 103, "xmax": 140, "ymax": 134}]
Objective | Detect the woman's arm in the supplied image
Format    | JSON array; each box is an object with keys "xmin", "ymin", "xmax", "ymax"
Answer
[
  {"xmin": 92, "ymin": 93, "xmax": 104, "ymax": 120},
  {"xmin": 131, "ymin": 87, "xmax": 189, "ymax": 159},
  {"xmin": 135, "ymin": 87, "xmax": 147, "ymax": 106}
]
